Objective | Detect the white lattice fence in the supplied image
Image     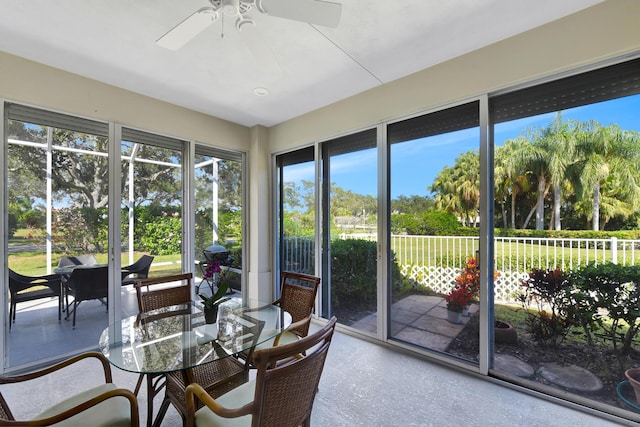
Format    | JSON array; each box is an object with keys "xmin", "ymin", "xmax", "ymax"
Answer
[{"xmin": 400, "ymin": 264, "xmax": 527, "ymax": 303}]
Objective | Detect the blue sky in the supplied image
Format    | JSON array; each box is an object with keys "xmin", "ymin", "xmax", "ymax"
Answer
[{"xmin": 283, "ymin": 95, "xmax": 640, "ymax": 200}]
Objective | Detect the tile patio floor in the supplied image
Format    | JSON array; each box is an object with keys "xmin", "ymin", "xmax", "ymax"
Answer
[{"xmin": 351, "ymin": 294, "xmax": 477, "ymax": 351}]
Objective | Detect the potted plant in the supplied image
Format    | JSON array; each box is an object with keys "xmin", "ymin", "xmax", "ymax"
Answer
[
  {"xmin": 445, "ymin": 287, "xmax": 471, "ymax": 324},
  {"xmin": 625, "ymin": 367, "xmax": 640, "ymax": 404},
  {"xmin": 199, "ymin": 261, "xmax": 231, "ymax": 324}
]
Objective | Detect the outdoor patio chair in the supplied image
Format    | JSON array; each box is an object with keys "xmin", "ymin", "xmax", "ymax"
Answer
[
  {"xmin": 8, "ymin": 269, "xmax": 63, "ymax": 330},
  {"xmin": 121, "ymin": 255, "xmax": 154, "ymax": 286},
  {"xmin": 0, "ymin": 351, "xmax": 139, "ymax": 426},
  {"xmin": 64, "ymin": 265, "xmax": 109, "ymax": 328},
  {"xmin": 185, "ymin": 316, "xmax": 337, "ymax": 427}
]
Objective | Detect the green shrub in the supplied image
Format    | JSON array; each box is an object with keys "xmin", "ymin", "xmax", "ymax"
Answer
[
  {"xmin": 391, "ymin": 211, "xmax": 460, "ymax": 235},
  {"xmin": 519, "ymin": 268, "xmax": 573, "ymax": 347},
  {"xmin": 139, "ymin": 210, "xmax": 182, "ymax": 255},
  {"xmin": 330, "ymin": 239, "xmax": 404, "ymax": 310},
  {"xmin": 568, "ymin": 263, "xmax": 640, "ymax": 357}
]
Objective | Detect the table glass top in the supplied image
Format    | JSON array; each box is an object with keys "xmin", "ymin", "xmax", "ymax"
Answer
[{"xmin": 98, "ymin": 298, "xmax": 290, "ymax": 374}]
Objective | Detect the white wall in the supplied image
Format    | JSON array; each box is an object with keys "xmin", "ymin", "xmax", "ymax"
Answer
[{"xmin": 0, "ymin": 51, "xmax": 250, "ymax": 149}]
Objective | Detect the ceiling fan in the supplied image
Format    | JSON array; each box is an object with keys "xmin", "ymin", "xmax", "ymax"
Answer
[{"xmin": 157, "ymin": 0, "xmax": 342, "ymax": 50}]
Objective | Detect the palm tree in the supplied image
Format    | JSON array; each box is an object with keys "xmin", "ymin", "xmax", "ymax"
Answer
[
  {"xmin": 572, "ymin": 122, "xmax": 640, "ymax": 230},
  {"xmin": 495, "ymin": 137, "xmax": 533, "ymax": 229},
  {"xmin": 515, "ymin": 128, "xmax": 551, "ymax": 230},
  {"xmin": 430, "ymin": 151, "xmax": 480, "ymax": 227},
  {"xmin": 538, "ymin": 113, "xmax": 577, "ymax": 230}
]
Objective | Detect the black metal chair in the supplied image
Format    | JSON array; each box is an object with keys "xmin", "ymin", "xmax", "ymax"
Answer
[
  {"xmin": 64, "ymin": 265, "xmax": 109, "ymax": 328},
  {"xmin": 8, "ymin": 269, "xmax": 63, "ymax": 330},
  {"xmin": 122, "ymin": 254, "xmax": 154, "ymax": 286}
]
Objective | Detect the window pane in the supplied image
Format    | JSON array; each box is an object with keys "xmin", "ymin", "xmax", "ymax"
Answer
[
  {"xmin": 6, "ymin": 119, "xmax": 110, "ymax": 367},
  {"xmin": 277, "ymin": 147, "xmax": 316, "ymax": 277},
  {"xmin": 389, "ymin": 102, "xmax": 480, "ymax": 363},
  {"xmin": 322, "ymin": 130, "xmax": 378, "ymax": 334},
  {"xmin": 194, "ymin": 150, "xmax": 243, "ymax": 295},
  {"xmin": 121, "ymin": 132, "xmax": 184, "ymax": 309}
]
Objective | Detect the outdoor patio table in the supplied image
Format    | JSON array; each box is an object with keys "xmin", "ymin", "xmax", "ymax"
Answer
[{"xmin": 98, "ymin": 298, "xmax": 291, "ymax": 426}]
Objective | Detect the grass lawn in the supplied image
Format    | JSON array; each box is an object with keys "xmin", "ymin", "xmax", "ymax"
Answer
[{"xmin": 8, "ymin": 249, "xmax": 183, "ymax": 277}]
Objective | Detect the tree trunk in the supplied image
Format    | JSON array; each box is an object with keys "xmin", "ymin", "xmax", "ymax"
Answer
[
  {"xmin": 500, "ymin": 202, "xmax": 508, "ymax": 229},
  {"xmin": 592, "ymin": 181, "xmax": 600, "ymax": 231},
  {"xmin": 553, "ymin": 185, "xmax": 561, "ymax": 230},
  {"xmin": 522, "ymin": 204, "xmax": 537, "ymax": 229},
  {"xmin": 535, "ymin": 177, "xmax": 546, "ymax": 230},
  {"xmin": 511, "ymin": 192, "xmax": 517, "ymax": 229}
]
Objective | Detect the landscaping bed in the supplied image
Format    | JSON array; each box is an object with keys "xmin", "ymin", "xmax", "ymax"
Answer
[{"xmin": 447, "ymin": 312, "xmax": 640, "ymax": 412}]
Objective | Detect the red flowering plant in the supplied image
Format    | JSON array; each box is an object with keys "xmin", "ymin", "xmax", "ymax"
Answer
[
  {"xmin": 445, "ymin": 286, "xmax": 472, "ymax": 313},
  {"xmin": 454, "ymin": 255, "xmax": 500, "ymax": 302}
]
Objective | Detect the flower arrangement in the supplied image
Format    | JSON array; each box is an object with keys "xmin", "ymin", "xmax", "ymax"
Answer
[
  {"xmin": 445, "ymin": 287, "xmax": 472, "ymax": 313},
  {"xmin": 199, "ymin": 261, "xmax": 230, "ymax": 309}
]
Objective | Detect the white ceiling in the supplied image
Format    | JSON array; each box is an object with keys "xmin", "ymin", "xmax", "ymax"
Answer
[{"xmin": 0, "ymin": 0, "xmax": 603, "ymax": 127}]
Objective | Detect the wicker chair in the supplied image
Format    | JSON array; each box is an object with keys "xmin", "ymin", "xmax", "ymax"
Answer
[
  {"xmin": 185, "ymin": 317, "xmax": 337, "ymax": 427},
  {"xmin": 64, "ymin": 265, "xmax": 109, "ymax": 328},
  {"xmin": 121, "ymin": 255, "xmax": 154, "ymax": 286},
  {"xmin": 8, "ymin": 269, "xmax": 63, "ymax": 330},
  {"xmin": 132, "ymin": 273, "xmax": 193, "ymax": 425},
  {"xmin": 242, "ymin": 271, "xmax": 320, "ymax": 367},
  {"xmin": 134, "ymin": 273, "xmax": 248, "ymax": 427},
  {"xmin": 274, "ymin": 272, "xmax": 321, "ymax": 339},
  {"xmin": 0, "ymin": 352, "xmax": 139, "ymax": 426}
]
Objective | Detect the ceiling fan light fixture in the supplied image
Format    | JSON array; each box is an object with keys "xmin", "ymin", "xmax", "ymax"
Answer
[{"xmin": 221, "ymin": 0, "xmax": 240, "ymax": 15}]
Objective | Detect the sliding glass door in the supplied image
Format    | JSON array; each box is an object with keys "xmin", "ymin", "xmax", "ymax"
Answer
[
  {"xmin": 387, "ymin": 102, "xmax": 481, "ymax": 362},
  {"xmin": 321, "ymin": 129, "xmax": 378, "ymax": 334},
  {"xmin": 5, "ymin": 105, "xmax": 111, "ymax": 367}
]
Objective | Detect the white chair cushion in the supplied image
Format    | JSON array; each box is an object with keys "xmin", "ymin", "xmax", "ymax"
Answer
[
  {"xmin": 254, "ymin": 329, "xmax": 299, "ymax": 351},
  {"xmin": 195, "ymin": 380, "xmax": 256, "ymax": 427},
  {"xmin": 35, "ymin": 383, "xmax": 132, "ymax": 427}
]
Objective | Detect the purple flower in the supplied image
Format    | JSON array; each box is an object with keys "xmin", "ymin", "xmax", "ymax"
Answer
[{"xmin": 204, "ymin": 261, "xmax": 222, "ymax": 279}]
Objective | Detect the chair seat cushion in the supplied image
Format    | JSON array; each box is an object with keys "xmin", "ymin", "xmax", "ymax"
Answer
[
  {"xmin": 255, "ymin": 329, "xmax": 299, "ymax": 350},
  {"xmin": 14, "ymin": 287, "xmax": 56, "ymax": 303},
  {"xmin": 195, "ymin": 380, "xmax": 256, "ymax": 427},
  {"xmin": 35, "ymin": 383, "xmax": 132, "ymax": 427}
]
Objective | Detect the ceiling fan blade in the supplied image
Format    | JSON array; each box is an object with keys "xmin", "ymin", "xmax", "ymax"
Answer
[
  {"xmin": 156, "ymin": 7, "xmax": 219, "ymax": 50},
  {"xmin": 258, "ymin": 0, "xmax": 342, "ymax": 28}
]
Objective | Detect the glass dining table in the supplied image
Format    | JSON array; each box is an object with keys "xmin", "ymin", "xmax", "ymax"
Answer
[{"xmin": 98, "ymin": 298, "xmax": 291, "ymax": 426}]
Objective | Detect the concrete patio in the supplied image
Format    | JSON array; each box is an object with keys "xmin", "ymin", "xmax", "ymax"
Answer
[{"xmin": 352, "ymin": 294, "xmax": 477, "ymax": 352}]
